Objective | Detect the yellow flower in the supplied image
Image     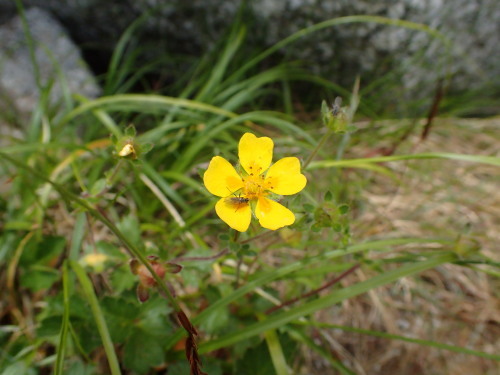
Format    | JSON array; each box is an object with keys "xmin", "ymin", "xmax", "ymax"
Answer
[{"xmin": 203, "ymin": 133, "xmax": 307, "ymax": 232}]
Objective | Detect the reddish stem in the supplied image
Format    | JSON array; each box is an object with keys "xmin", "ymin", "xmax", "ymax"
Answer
[{"xmin": 266, "ymin": 263, "xmax": 360, "ymax": 314}]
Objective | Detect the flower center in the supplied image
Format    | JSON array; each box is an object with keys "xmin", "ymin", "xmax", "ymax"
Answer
[{"xmin": 242, "ymin": 172, "xmax": 268, "ymax": 200}]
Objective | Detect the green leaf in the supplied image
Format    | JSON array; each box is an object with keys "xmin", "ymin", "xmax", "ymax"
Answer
[
  {"xmin": 20, "ymin": 235, "xmax": 66, "ymax": 266},
  {"xmin": 123, "ymin": 329, "xmax": 164, "ymax": 374},
  {"xmin": 324, "ymin": 190, "xmax": 333, "ymax": 202},
  {"xmin": 235, "ymin": 339, "xmax": 274, "ymax": 375},
  {"xmin": 38, "ymin": 316, "xmax": 63, "ymax": 338},
  {"xmin": 124, "ymin": 124, "xmax": 137, "ymax": 137},
  {"xmin": 70, "ymin": 261, "xmax": 122, "ymax": 375},
  {"xmin": 200, "ymin": 306, "xmax": 230, "ymax": 335},
  {"xmin": 1, "ymin": 362, "xmax": 35, "ymax": 375},
  {"xmin": 101, "ymin": 297, "xmax": 140, "ymax": 320},
  {"xmin": 138, "ymin": 299, "xmax": 173, "ymax": 337},
  {"xmin": 20, "ymin": 268, "xmax": 59, "ymax": 291},
  {"xmin": 64, "ymin": 360, "xmax": 96, "ymax": 375},
  {"xmin": 116, "ymin": 214, "xmax": 141, "ymax": 248},
  {"xmin": 139, "ymin": 142, "xmax": 153, "ymax": 155},
  {"xmin": 303, "ymin": 203, "xmax": 315, "ymax": 213},
  {"xmin": 96, "ymin": 241, "xmax": 127, "ymax": 260},
  {"xmin": 338, "ymin": 204, "xmax": 349, "ymax": 215},
  {"xmin": 164, "ymin": 362, "xmax": 190, "ymax": 375},
  {"xmin": 90, "ymin": 179, "xmax": 107, "ymax": 196},
  {"xmin": 110, "ymin": 265, "xmax": 136, "ymax": 293}
]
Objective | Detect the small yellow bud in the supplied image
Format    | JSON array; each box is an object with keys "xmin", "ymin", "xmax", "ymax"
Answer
[
  {"xmin": 81, "ymin": 253, "xmax": 108, "ymax": 272},
  {"xmin": 118, "ymin": 143, "xmax": 136, "ymax": 158}
]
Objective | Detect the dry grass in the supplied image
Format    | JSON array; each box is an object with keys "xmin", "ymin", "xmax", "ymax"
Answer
[{"xmin": 309, "ymin": 117, "xmax": 499, "ymax": 374}]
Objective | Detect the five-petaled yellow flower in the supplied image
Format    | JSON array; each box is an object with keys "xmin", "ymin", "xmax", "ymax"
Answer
[{"xmin": 203, "ymin": 133, "xmax": 307, "ymax": 232}]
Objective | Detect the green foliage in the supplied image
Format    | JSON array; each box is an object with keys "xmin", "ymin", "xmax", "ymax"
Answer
[{"xmin": 0, "ymin": 5, "xmax": 498, "ymax": 375}]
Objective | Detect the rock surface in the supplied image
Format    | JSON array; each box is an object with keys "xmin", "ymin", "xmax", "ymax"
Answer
[
  {"xmin": 0, "ymin": 7, "xmax": 100, "ymax": 122},
  {"xmin": 0, "ymin": 1, "xmax": 498, "ymax": 101}
]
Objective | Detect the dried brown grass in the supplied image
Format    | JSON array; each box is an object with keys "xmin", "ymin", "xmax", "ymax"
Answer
[{"xmin": 308, "ymin": 117, "xmax": 499, "ymax": 374}]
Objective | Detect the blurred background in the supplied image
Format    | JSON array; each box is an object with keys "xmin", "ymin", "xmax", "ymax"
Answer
[{"xmin": 0, "ymin": 1, "xmax": 498, "ymax": 375}]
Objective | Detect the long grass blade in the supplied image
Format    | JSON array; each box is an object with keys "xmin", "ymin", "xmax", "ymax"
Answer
[
  {"xmin": 54, "ymin": 262, "xmax": 70, "ymax": 375},
  {"xmin": 57, "ymin": 94, "xmax": 237, "ymax": 129},
  {"xmin": 70, "ymin": 261, "xmax": 122, "ymax": 375},
  {"xmin": 199, "ymin": 253, "xmax": 455, "ymax": 352},
  {"xmin": 228, "ymin": 15, "xmax": 450, "ymax": 84},
  {"xmin": 298, "ymin": 321, "xmax": 500, "ymax": 361},
  {"xmin": 164, "ymin": 238, "xmax": 450, "ymax": 349},
  {"xmin": 308, "ymin": 153, "xmax": 500, "ymax": 170}
]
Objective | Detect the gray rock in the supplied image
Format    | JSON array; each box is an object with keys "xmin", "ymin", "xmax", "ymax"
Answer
[
  {"xmin": 0, "ymin": 7, "xmax": 100, "ymax": 123},
  {"xmin": 0, "ymin": 1, "xmax": 498, "ymax": 104}
]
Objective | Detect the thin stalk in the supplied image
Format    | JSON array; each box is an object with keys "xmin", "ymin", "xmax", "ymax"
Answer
[
  {"xmin": 14, "ymin": 0, "xmax": 41, "ymax": 90},
  {"xmin": 266, "ymin": 263, "xmax": 360, "ymax": 314},
  {"xmin": 262, "ymin": 323, "xmax": 290, "ymax": 375},
  {"xmin": 298, "ymin": 321, "xmax": 500, "ymax": 361},
  {"xmin": 0, "ymin": 152, "xmax": 181, "ymax": 312},
  {"xmin": 303, "ymin": 128, "xmax": 334, "ymax": 169},
  {"xmin": 54, "ymin": 262, "xmax": 70, "ymax": 375},
  {"xmin": 232, "ymin": 230, "xmax": 243, "ymax": 287},
  {"xmin": 106, "ymin": 158, "xmax": 125, "ymax": 187},
  {"xmin": 70, "ymin": 261, "xmax": 122, "ymax": 375}
]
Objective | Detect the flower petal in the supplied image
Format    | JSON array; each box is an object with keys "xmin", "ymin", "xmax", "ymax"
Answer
[
  {"xmin": 238, "ymin": 133, "xmax": 274, "ymax": 175},
  {"xmin": 215, "ymin": 197, "xmax": 252, "ymax": 232},
  {"xmin": 203, "ymin": 156, "xmax": 244, "ymax": 197},
  {"xmin": 265, "ymin": 157, "xmax": 307, "ymax": 195},
  {"xmin": 255, "ymin": 197, "xmax": 295, "ymax": 230}
]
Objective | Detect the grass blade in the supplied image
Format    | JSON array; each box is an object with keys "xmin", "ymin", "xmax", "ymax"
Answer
[
  {"xmin": 164, "ymin": 238, "xmax": 450, "ymax": 349},
  {"xmin": 54, "ymin": 262, "xmax": 70, "ymax": 375},
  {"xmin": 308, "ymin": 152, "xmax": 500, "ymax": 170},
  {"xmin": 199, "ymin": 253, "xmax": 456, "ymax": 353},
  {"xmin": 70, "ymin": 261, "xmax": 122, "ymax": 375},
  {"xmin": 298, "ymin": 322, "xmax": 500, "ymax": 361}
]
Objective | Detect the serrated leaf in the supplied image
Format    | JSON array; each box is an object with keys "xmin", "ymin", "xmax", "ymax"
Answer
[
  {"xmin": 125, "ymin": 124, "xmax": 137, "ymax": 137},
  {"xmin": 139, "ymin": 142, "xmax": 154, "ymax": 155},
  {"xmin": 20, "ymin": 268, "xmax": 59, "ymax": 292},
  {"xmin": 96, "ymin": 241, "xmax": 127, "ymax": 260},
  {"xmin": 90, "ymin": 178, "xmax": 107, "ymax": 196},
  {"xmin": 116, "ymin": 215, "xmax": 141, "ymax": 248},
  {"xmin": 200, "ymin": 306, "xmax": 229, "ymax": 334},
  {"xmin": 20, "ymin": 236, "xmax": 66, "ymax": 266},
  {"xmin": 338, "ymin": 204, "xmax": 349, "ymax": 215},
  {"xmin": 123, "ymin": 330, "xmax": 164, "ymax": 374},
  {"xmin": 38, "ymin": 316, "xmax": 63, "ymax": 338},
  {"xmin": 235, "ymin": 339, "xmax": 275, "ymax": 375},
  {"xmin": 110, "ymin": 266, "xmax": 136, "ymax": 293},
  {"xmin": 303, "ymin": 203, "xmax": 315, "ymax": 213},
  {"xmin": 101, "ymin": 296, "xmax": 140, "ymax": 319},
  {"xmin": 324, "ymin": 190, "xmax": 333, "ymax": 201},
  {"xmin": 311, "ymin": 224, "xmax": 322, "ymax": 232}
]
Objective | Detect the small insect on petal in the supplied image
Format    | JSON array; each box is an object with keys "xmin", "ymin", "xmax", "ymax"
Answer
[{"xmin": 225, "ymin": 196, "xmax": 250, "ymax": 212}]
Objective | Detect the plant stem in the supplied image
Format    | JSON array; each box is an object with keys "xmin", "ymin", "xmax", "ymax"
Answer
[
  {"xmin": 303, "ymin": 128, "xmax": 334, "ymax": 170},
  {"xmin": 54, "ymin": 262, "xmax": 70, "ymax": 375},
  {"xmin": 0, "ymin": 152, "xmax": 181, "ymax": 312},
  {"xmin": 71, "ymin": 261, "xmax": 122, "ymax": 375},
  {"xmin": 106, "ymin": 158, "xmax": 124, "ymax": 187}
]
